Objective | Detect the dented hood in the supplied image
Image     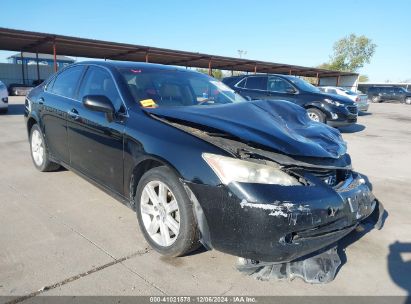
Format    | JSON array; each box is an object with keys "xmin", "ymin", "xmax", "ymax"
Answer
[{"xmin": 144, "ymin": 100, "xmax": 347, "ymax": 159}]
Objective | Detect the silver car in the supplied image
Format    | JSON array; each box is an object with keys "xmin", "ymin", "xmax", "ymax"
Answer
[
  {"xmin": 0, "ymin": 81, "xmax": 8, "ymax": 113},
  {"xmin": 321, "ymin": 86, "xmax": 369, "ymax": 112}
]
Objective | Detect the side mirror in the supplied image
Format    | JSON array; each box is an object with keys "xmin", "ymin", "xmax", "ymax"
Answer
[
  {"xmin": 286, "ymin": 88, "xmax": 297, "ymax": 94},
  {"xmin": 83, "ymin": 95, "xmax": 115, "ymax": 122}
]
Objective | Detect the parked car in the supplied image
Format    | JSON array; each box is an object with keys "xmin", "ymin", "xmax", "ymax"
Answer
[
  {"xmin": 222, "ymin": 74, "xmax": 358, "ymax": 127},
  {"xmin": 8, "ymin": 83, "xmax": 34, "ymax": 96},
  {"xmin": 0, "ymin": 80, "xmax": 8, "ymax": 113},
  {"xmin": 25, "ymin": 61, "xmax": 379, "ymax": 262},
  {"xmin": 367, "ymin": 86, "xmax": 411, "ymax": 104},
  {"xmin": 320, "ymin": 86, "xmax": 369, "ymax": 112}
]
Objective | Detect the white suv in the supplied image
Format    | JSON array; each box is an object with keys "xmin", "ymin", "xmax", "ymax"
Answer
[
  {"xmin": 0, "ymin": 81, "xmax": 8, "ymax": 113},
  {"xmin": 321, "ymin": 86, "xmax": 369, "ymax": 112}
]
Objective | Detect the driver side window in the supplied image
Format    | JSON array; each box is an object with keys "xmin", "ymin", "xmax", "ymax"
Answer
[
  {"xmin": 267, "ymin": 76, "xmax": 294, "ymax": 93},
  {"xmin": 79, "ymin": 66, "xmax": 123, "ymax": 111}
]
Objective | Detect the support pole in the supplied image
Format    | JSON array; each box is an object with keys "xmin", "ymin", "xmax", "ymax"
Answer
[
  {"xmin": 53, "ymin": 42, "xmax": 57, "ymax": 72},
  {"xmin": 336, "ymin": 75, "xmax": 340, "ymax": 86},
  {"xmin": 231, "ymin": 70, "xmax": 233, "ymax": 76},
  {"xmin": 316, "ymin": 73, "xmax": 320, "ymax": 86},
  {"xmin": 20, "ymin": 51, "xmax": 26, "ymax": 84},
  {"xmin": 208, "ymin": 59, "xmax": 212, "ymax": 76},
  {"xmin": 145, "ymin": 53, "xmax": 149, "ymax": 63},
  {"xmin": 36, "ymin": 52, "xmax": 40, "ymax": 82},
  {"xmin": 289, "ymin": 69, "xmax": 292, "ymax": 75},
  {"xmin": 254, "ymin": 65, "xmax": 257, "ymax": 74}
]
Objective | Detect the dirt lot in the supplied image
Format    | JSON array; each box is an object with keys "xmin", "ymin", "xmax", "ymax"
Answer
[{"xmin": 0, "ymin": 97, "xmax": 410, "ymax": 298}]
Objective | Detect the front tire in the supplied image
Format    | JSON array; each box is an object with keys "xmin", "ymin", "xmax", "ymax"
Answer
[
  {"xmin": 135, "ymin": 166, "xmax": 200, "ymax": 257},
  {"xmin": 307, "ymin": 108, "xmax": 326, "ymax": 123},
  {"xmin": 29, "ymin": 124, "xmax": 60, "ymax": 172}
]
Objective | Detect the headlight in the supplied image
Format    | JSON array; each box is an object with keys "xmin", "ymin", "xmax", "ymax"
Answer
[
  {"xmin": 202, "ymin": 153, "xmax": 301, "ymax": 186},
  {"xmin": 324, "ymin": 98, "xmax": 343, "ymax": 107}
]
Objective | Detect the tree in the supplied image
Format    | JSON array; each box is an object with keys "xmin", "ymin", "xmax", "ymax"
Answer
[
  {"xmin": 196, "ymin": 68, "xmax": 223, "ymax": 79},
  {"xmin": 319, "ymin": 34, "xmax": 377, "ymax": 72},
  {"xmin": 359, "ymin": 75, "xmax": 369, "ymax": 82}
]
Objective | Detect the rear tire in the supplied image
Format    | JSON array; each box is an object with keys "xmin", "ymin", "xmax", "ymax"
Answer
[
  {"xmin": 371, "ymin": 96, "xmax": 380, "ymax": 103},
  {"xmin": 29, "ymin": 124, "xmax": 60, "ymax": 172},
  {"xmin": 135, "ymin": 166, "xmax": 200, "ymax": 257},
  {"xmin": 307, "ymin": 108, "xmax": 326, "ymax": 123}
]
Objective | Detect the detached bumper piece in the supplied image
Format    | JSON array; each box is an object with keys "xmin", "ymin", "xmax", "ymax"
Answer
[
  {"xmin": 236, "ymin": 246, "xmax": 340, "ymax": 284},
  {"xmin": 236, "ymin": 201, "xmax": 385, "ymax": 284}
]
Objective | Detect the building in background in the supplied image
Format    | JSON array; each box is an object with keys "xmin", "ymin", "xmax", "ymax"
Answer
[
  {"xmin": 0, "ymin": 53, "xmax": 75, "ymax": 87},
  {"xmin": 7, "ymin": 52, "xmax": 75, "ymax": 69}
]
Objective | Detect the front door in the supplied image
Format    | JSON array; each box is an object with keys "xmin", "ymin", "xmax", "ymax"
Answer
[
  {"xmin": 266, "ymin": 76, "xmax": 298, "ymax": 103},
  {"xmin": 67, "ymin": 66, "xmax": 126, "ymax": 195}
]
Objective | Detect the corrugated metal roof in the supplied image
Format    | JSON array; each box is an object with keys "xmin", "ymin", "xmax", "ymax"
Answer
[{"xmin": 0, "ymin": 27, "xmax": 358, "ymax": 78}]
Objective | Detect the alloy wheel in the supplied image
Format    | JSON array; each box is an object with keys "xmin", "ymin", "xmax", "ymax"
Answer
[
  {"xmin": 308, "ymin": 111, "xmax": 320, "ymax": 122},
  {"xmin": 140, "ymin": 180, "xmax": 180, "ymax": 247},
  {"xmin": 31, "ymin": 129, "xmax": 44, "ymax": 166}
]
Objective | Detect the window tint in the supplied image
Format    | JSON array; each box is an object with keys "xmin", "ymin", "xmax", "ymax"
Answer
[
  {"xmin": 245, "ymin": 76, "xmax": 267, "ymax": 90},
  {"xmin": 79, "ymin": 66, "xmax": 123, "ymax": 111},
  {"xmin": 267, "ymin": 76, "xmax": 294, "ymax": 93},
  {"xmin": 50, "ymin": 66, "xmax": 84, "ymax": 99}
]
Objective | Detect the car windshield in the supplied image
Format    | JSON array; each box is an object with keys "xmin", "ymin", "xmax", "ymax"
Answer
[
  {"xmin": 119, "ymin": 68, "xmax": 246, "ymax": 107},
  {"xmin": 287, "ymin": 77, "xmax": 321, "ymax": 93}
]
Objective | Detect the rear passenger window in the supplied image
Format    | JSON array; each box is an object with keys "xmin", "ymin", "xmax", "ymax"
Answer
[
  {"xmin": 79, "ymin": 66, "xmax": 123, "ymax": 111},
  {"xmin": 49, "ymin": 66, "xmax": 84, "ymax": 99},
  {"xmin": 245, "ymin": 76, "xmax": 267, "ymax": 90},
  {"xmin": 236, "ymin": 78, "xmax": 246, "ymax": 88}
]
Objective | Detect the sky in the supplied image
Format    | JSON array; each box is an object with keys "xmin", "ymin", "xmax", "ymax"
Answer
[{"xmin": 0, "ymin": 0, "xmax": 410, "ymax": 82}]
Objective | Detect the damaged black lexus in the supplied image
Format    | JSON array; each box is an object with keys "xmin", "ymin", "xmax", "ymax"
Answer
[{"xmin": 25, "ymin": 61, "xmax": 382, "ymax": 263}]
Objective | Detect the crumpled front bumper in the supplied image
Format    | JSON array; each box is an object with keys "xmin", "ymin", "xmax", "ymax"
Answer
[{"xmin": 187, "ymin": 172, "xmax": 378, "ymax": 262}]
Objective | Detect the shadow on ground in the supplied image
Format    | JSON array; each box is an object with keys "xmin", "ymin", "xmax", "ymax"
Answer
[
  {"xmin": 339, "ymin": 124, "xmax": 366, "ymax": 133},
  {"xmin": 359, "ymin": 111, "xmax": 372, "ymax": 116},
  {"xmin": 2, "ymin": 104, "xmax": 25, "ymax": 116},
  {"xmin": 388, "ymin": 242, "xmax": 411, "ymax": 297}
]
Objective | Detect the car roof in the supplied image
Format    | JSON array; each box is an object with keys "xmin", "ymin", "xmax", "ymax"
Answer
[
  {"xmin": 223, "ymin": 73, "xmax": 300, "ymax": 80},
  {"xmin": 74, "ymin": 60, "xmax": 192, "ymax": 72}
]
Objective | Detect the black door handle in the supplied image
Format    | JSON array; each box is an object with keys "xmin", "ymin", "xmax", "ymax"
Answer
[
  {"xmin": 38, "ymin": 97, "xmax": 44, "ymax": 105},
  {"xmin": 68, "ymin": 108, "xmax": 80, "ymax": 120}
]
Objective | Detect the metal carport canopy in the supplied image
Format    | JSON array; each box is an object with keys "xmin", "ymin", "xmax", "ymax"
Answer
[{"xmin": 0, "ymin": 27, "xmax": 357, "ymax": 78}]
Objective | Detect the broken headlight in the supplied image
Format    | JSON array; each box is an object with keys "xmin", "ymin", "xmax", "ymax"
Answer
[{"xmin": 202, "ymin": 153, "xmax": 301, "ymax": 186}]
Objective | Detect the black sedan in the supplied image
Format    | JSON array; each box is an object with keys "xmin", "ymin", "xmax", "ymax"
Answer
[
  {"xmin": 223, "ymin": 74, "xmax": 358, "ymax": 127},
  {"xmin": 25, "ymin": 61, "xmax": 379, "ymax": 262}
]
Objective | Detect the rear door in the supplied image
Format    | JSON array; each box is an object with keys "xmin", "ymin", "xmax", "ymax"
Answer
[
  {"xmin": 381, "ymin": 87, "xmax": 393, "ymax": 101},
  {"xmin": 67, "ymin": 66, "xmax": 126, "ymax": 194},
  {"xmin": 40, "ymin": 65, "xmax": 85, "ymax": 164},
  {"xmin": 238, "ymin": 76, "xmax": 268, "ymax": 100}
]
